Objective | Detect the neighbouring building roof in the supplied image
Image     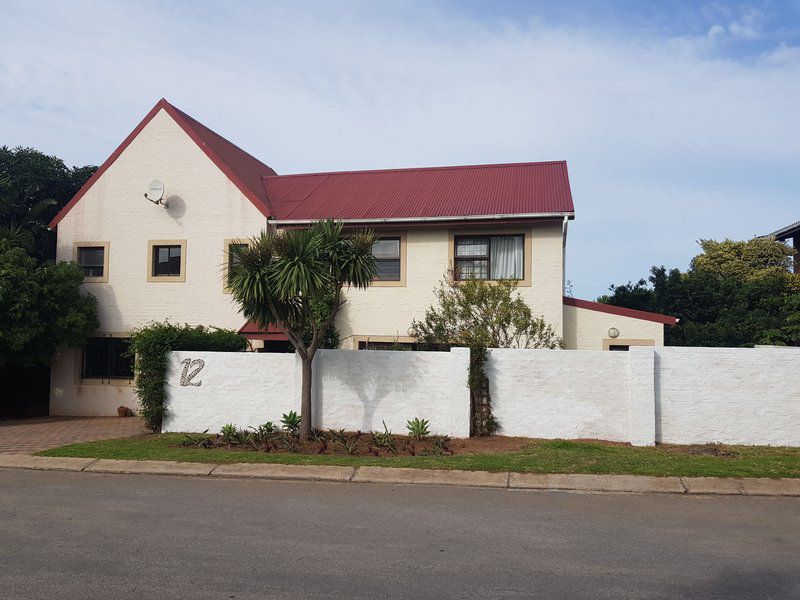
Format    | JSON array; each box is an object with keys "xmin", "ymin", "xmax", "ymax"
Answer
[
  {"xmin": 563, "ymin": 297, "xmax": 678, "ymax": 326},
  {"xmin": 764, "ymin": 220, "xmax": 800, "ymax": 241},
  {"xmin": 50, "ymin": 99, "xmax": 575, "ymax": 228},
  {"xmin": 264, "ymin": 161, "xmax": 575, "ymax": 223}
]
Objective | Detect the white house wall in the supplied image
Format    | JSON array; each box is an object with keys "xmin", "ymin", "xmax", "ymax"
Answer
[
  {"xmin": 51, "ymin": 108, "xmax": 267, "ymax": 416},
  {"xmin": 338, "ymin": 221, "xmax": 566, "ymax": 346},
  {"xmin": 562, "ymin": 303, "xmax": 665, "ymax": 350}
]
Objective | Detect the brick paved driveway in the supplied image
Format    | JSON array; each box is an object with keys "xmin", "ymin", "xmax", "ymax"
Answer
[{"xmin": 0, "ymin": 416, "xmax": 149, "ymax": 454}]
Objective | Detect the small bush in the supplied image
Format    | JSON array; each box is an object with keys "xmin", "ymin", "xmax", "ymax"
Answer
[
  {"xmin": 406, "ymin": 417, "xmax": 430, "ymax": 439},
  {"xmin": 128, "ymin": 322, "xmax": 247, "ymax": 431}
]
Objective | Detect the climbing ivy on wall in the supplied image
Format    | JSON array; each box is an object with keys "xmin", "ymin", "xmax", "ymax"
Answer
[{"xmin": 128, "ymin": 322, "xmax": 248, "ymax": 431}]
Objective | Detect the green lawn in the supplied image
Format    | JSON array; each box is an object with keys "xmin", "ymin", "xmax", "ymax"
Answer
[{"xmin": 37, "ymin": 434, "xmax": 800, "ymax": 478}]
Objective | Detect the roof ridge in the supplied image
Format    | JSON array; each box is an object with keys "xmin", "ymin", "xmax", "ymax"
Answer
[{"xmin": 264, "ymin": 160, "xmax": 567, "ymax": 180}]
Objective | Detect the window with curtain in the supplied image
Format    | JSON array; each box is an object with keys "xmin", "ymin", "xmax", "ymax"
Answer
[
  {"xmin": 152, "ymin": 245, "xmax": 182, "ymax": 277},
  {"xmin": 77, "ymin": 246, "xmax": 105, "ymax": 278},
  {"xmin": 454, "ymin": 234, "xmax": 523, "ymax": 280}
]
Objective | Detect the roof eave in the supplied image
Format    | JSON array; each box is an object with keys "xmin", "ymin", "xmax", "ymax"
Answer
[{"xmin": 271, "ymin": 212, "xmax": 576, "ymax": 227}]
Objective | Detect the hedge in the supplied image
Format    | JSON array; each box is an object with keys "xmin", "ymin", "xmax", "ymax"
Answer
[{"xmin": 128, "ymin": 322, "xmax": 248, "ymax": 431}]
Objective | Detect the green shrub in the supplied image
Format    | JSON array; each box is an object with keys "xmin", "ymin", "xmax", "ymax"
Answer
[
  {"xmin": 405, "ymin": 417, "xmax": 430, "ymax": 439},
  {"xmin": 128, "ymin": 322, "xmax": 248, "ymax": 431}
]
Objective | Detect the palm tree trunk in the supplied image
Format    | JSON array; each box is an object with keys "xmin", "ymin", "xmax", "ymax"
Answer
[{"xmin": 300, "ymin": 356, "xmax": 313, "ymax": 439}]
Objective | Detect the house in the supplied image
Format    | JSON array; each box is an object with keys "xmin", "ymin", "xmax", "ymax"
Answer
[
  {"xmin": 48, "ymin": 99, "xmax": 676, "ymax": 416},
  {"xmin": 764, "ymin": 220, "xmax": 799, "ymax": 274}
]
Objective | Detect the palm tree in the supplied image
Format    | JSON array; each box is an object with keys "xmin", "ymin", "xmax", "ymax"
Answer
[{"xmin": 228, "ymin": 220, "xmax": 376, "ymax": 439}]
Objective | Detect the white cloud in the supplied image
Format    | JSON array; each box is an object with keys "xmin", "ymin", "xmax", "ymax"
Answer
[{"xmin": 0, "ymin": 0, "xmax": 797, "ymax": 298}]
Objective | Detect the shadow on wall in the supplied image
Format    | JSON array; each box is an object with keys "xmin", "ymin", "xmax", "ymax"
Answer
[
  {"xmin": 165, "ymin": 195, "xmax": 186, "ymax": 221},
  {"xmin": 316, "ymin": 350, "xmax": 428, "ymax": 432}
]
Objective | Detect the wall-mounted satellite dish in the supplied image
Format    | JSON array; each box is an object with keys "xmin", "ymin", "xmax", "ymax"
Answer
[{"xmin": 144, "ymin": 180, "xmax": 168, "ymax": 207}]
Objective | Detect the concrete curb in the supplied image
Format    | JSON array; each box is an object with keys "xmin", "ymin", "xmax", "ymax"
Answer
[{"xmin": 2, "ymin": 455, "xmax": 799, "ymax": 497}]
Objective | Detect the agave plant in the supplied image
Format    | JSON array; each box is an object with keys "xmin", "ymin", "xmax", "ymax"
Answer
[{"xmin": 405, "ymin": 417, "xmax": 431, "ymax": 440}]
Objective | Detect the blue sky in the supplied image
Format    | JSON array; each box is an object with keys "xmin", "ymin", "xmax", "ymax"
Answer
[{"xmin": 1, "ymin": 0, "xmax": 798, "ymax": 300}]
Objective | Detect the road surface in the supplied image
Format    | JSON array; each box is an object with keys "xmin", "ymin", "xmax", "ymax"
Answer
[{"xmin": 1, "ymin": 469, "xmax": 798, "ymax": 599}]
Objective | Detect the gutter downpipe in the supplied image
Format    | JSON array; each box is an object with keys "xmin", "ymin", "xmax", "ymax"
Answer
[{"xmin": 561, "ymin": 215, "xmax": 569, "ymax": 295}]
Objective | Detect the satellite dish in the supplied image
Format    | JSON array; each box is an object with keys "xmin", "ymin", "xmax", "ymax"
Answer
[{"xmin": 144, "ymin": 180, "xmax": 168, "ymax": 207}]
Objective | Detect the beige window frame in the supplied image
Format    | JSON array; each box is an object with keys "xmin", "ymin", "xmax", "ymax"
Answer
[
  {"xmin": 448, "ymin": 229, "xmax": 532, "ymax": 287},
  {"xmin": 147, "ymin": 239, "xmax": 187, "ymax": 282},
  {"xmin": 602, "ymin": 338, "xmax": 655, "ymax": 351},
  {"xmin": 74, "ymin": 332, "xmax": 135, "ymax": 387},
  {"xmin": 371, "ymin": 231, "xmax": 407, "ymax": 287},
  {"xmin": 73, "ymin": 241, "xmax": 110, "ymax": 283},
  {"xmin": 223, "ymin": 238, "xmax": 251, "ymax": 293}
]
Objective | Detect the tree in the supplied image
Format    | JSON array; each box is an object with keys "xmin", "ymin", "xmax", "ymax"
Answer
[
  {"xmin": 0, "ymin": 146, "xmax": 96, "ymax": 260},
  {"xmin": 410, "ymin": 274, "xmax": 563, "ymax": 436},
  {"xmin": 228, "ymin": 220, "xmax": 376, "ymax": 439},
  {"xmin": 410, "ymin": 274, "xmax": 564, "ymax": 350},
  {"xmin": 599, "ymin": 238, "xmax": 800, "ymax": 347},
  {"xmin": 0, "ymin": 242, "xmax": 98, "ymax": 367}
]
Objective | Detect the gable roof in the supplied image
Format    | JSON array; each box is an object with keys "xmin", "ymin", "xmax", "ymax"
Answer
[
  {"xmin": 564, "ymin": 296, "xmax": 678, "ymax": 326},
  {"xmin": 50, "ymin": 100, "xmax": 575, "ymax": 228},
  {"xmin": 264, "ymin": 161, "xmax": 574, "ymax": 223},
  {"xmin": 49, "ymin": 99, "xmax": 276, "ymax": 228}
]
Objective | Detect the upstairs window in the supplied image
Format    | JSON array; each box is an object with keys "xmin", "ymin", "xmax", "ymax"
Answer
[
  {"xmin": 77, "ymin": 246, "xmax": 105, "ymax": 278},
  {"xmin": 372, "ymin": 237, "xmax": 401, "ymax": 281},
  {"xmin": 227, "ymin": 242, "xmax": 248, "ymax": 286},
  {"xmin": 82, "ymin": 337, "xmax": 134, "ymax": 380},
  {"xmin": 152, "ymin": 244, "xmax": 182, "ymax": 277},
  {"xmin": 454, "ymin": 235, "xmax": 524, "ymax": 280}
]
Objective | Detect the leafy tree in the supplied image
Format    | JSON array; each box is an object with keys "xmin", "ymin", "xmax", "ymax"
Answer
[
  {"xmin": 0, "ymin": 242, "xmax": 98, "ymax": 367},
  {"xmin": 599, "ymin": 238, "xmax": 800, "ymax": 347},
  {"xmin": 0, "ymin": 146, "xmax": 96, "ymax": 260},
  {"xmin": 228, "ymin": 220, "xmax": 376, "ymax": 439},
  {"xmin": 410, "ymin": 274, "xmax": 563, "ymax": 436},
  {"xmin": 410, "ymin": 275, "xmax": 564, "ymax": 349}
]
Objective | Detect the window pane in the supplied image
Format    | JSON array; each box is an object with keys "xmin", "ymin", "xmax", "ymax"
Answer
[
  {"xmin": 109, "ymin": 338, "xmax": 134, "ymax": 378},
  {"xmin": 375, "ymin": 259, "xmax": 401, "ymax": 281},
  {"xmin": 228, "ymin": 243, "xmax": 247, "ymax": 284},
  {"xmin": 82, "ymin": 338, "xmax": 108, "ymax": 378},
  {"xmin": 77, "ymin": 247, "xmax": 104, "ymax": 278},
  {"xmin": 153, "ymin": 245, "xmax": 181, "ymax": 276},
  {"xmin": 456, "ymin": 259, "xmax": 489, "ymax": 280},
  {"xmin": 489, "ymin": 235, "xmax": 523, "ymax": 279},
  {"xmin": 455, "ymin": 237, "xmax": 489, "ymax": 257},
  {"xmin": 372, "ymin": 238, "xmax": 400, "ymax": 259}
]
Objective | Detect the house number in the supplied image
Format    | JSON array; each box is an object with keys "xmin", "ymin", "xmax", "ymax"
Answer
[{"xmin": 179, "ymin": 358, "xmax": 205, "ymax": 387}]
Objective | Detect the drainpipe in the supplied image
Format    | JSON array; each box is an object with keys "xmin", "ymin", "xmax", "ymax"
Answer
[{"xmin": 561, "ymin": 215, "xmax": 569, "ymax": 294}]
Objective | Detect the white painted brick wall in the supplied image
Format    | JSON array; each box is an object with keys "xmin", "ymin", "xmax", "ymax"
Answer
[
  {"xmin": 163, "ymin": 346, "xmax": 800, "ymax": 446},
  {"xmin": 162, "ymin": 348, "xmax": 470, "ymax": 437},
  {"xmin": 655, "ymin": 347, "xmax": 800, "ymax": 446},
  {"xmin": 486, "ymin": 349, "xmax": 632, "ymax": 442}
]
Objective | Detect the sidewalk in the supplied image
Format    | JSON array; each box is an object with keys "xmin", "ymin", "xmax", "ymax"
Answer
[{"xmin": 1, "ymin": 454, "xmax": 799, "ymax": 496}]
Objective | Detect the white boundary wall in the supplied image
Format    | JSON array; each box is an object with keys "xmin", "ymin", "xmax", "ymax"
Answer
[
  {"xmin": 488, "ymin": 346, "xmax": 799, "ymax": 446},
  {"xmin": 655, "ymin": 347, "xmax": 800, "ymax": 446},
  {"xmin": 162, "ymin": 348, "xmax": 470, "ymax": 437},
  {"xmin": 162, "ymin": 346, "xmax": 799, "ymax": 446}
]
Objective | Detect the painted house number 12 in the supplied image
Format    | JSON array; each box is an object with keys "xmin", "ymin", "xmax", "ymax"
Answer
[{"xmin": 179, "ymin": 358, "xmax": 205, "ymax": 387}]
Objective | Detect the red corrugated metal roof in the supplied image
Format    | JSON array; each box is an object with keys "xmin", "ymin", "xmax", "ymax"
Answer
[
  {"xmin": 238, "ymin": 321, "xmax": 288, "ymax": 340},
  {"xmin": 564, "ymin": 297, "xmax": 678, "ymax": 326},
  {"xmin": 51, "ymin": 100, "xmax": 575, "ymax": 228},
  {"xmin": 264, "ymin": 161, "xmax": 574, "ymax": 222}
]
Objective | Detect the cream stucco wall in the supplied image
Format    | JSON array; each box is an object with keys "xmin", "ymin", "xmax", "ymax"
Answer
[
  {"xmin": 51, "ymin": 109, "xmax": 267, "ymax": 415},
  {"xmin": 336, "ymin": 221, "xmax": 566, "ymax": 347},
  {"xmin": 562, "ymin": 304, "xmax": 665, "ymax": 350}
]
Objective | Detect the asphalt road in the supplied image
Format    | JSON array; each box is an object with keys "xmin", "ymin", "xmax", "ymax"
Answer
[{"xmin": 1, "ymin": 469, "xmax": 798, "ymax": 599}]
